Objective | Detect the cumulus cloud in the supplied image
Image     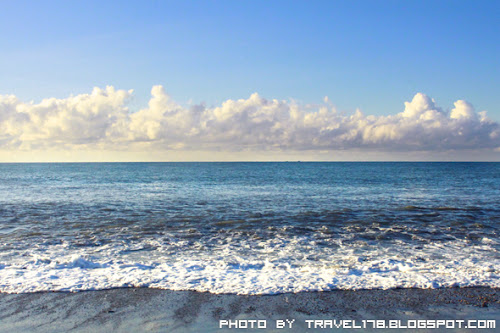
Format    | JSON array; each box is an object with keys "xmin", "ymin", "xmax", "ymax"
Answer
[
  {"xmin": 0, "ymin": 85, "xmax": 498, "ymax": 153},
  {"xmin": 0, "ymin": 86, "xmax": 132, "ymax": 150}
]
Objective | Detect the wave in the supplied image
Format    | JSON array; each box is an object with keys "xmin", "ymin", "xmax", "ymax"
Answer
[{"xmin": 0, "ymin": 239, "xmax": 498, "ymax": 294}]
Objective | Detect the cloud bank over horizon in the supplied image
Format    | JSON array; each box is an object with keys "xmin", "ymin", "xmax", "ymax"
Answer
[{"xmin": 0, "ymin": 85, "xmax": 499, "ymax": 160}]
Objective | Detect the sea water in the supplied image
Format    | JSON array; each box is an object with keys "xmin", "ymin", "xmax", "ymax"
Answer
[{"xmin": 0, "ymin": 162, "xmax": 498, "ymax": 294}]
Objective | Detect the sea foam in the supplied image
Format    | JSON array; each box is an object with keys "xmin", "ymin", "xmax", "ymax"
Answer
[{"xmin": 0, "ymin": 238, "xmax": 498, "ymax": 295}]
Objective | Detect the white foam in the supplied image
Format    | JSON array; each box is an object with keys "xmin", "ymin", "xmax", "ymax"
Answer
[{"xmin": 0, "ymin": 236, "xmax": 498, "ymax": 294}]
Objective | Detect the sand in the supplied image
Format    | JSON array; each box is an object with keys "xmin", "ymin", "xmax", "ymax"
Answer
[{"xmin": 0, "ymin": 287, "xmax": 498, "ymax": 332}]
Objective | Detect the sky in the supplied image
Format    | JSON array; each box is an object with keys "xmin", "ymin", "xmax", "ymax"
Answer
[{"xmin": 0, "ymin": 0, "xmax": 499, "ymax": 161}]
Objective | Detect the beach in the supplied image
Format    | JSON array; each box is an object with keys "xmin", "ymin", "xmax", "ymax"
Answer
[
  {"xmin": 2, "ymin": 0, "xmax": 500, "ymax": 330},
  {"xmin": 0, "ymin": 287, "xmax": 498, "ymax": 332}
]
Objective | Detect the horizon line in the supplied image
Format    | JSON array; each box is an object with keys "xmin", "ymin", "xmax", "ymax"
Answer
[{"xmin": 0, "ymin": 160, "xmax": 499, "ymax": 164}]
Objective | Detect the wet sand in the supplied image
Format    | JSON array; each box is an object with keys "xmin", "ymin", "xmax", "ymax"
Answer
[{"xmin": 0, "ymin": 287, "xmax": 498, "ymax": 332}]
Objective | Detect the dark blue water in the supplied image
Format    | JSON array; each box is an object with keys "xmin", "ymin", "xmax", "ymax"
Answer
[{"xmin": 0, "ymin": 162, "xmax": 498, "ymax": 294}]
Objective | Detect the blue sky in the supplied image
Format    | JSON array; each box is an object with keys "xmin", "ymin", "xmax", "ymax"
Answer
[
  {"xmin": 0, "ymin": 1, "xmax": 499, "ymax": 161},
  {"xmin": 1, "ymin": 0, "xmax": 498, "ymax": 116}
]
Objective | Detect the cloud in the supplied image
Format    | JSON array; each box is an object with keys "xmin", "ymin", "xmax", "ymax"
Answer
[
  {"xmin": 0, "ymin": 86, "xmax": 499, "ymax": 154},
  {"xmin": 0, "ymin": 86, "xmax": 132, "ymax": 150}
]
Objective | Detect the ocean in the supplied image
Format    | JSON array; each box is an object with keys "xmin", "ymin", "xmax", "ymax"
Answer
[{"xmin": 0, "ymin": 162, "xmax": 498, "ymax": 294}]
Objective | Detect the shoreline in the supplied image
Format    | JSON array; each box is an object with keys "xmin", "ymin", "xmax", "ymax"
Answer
[{"xmin": 0, "ymin": 287, "xmax": 498, "ymax": 332}]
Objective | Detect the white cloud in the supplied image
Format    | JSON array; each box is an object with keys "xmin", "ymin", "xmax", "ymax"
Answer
[
  {"xmin": 0, "ymin": 86, "xmax": 132, "ymax": 149},
  {"xmin": 0, "ymin": 85, "xmax": 499, "ymax": 154}
]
